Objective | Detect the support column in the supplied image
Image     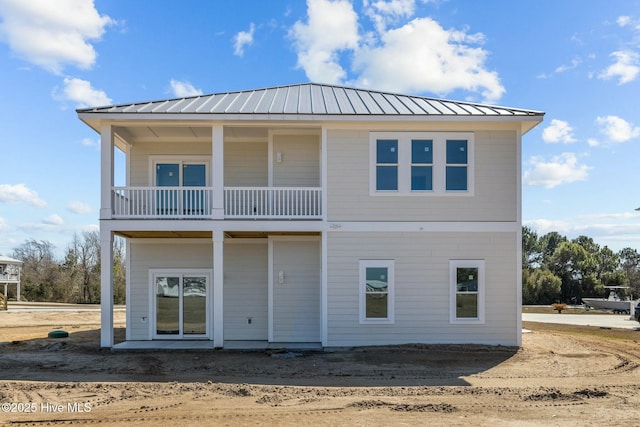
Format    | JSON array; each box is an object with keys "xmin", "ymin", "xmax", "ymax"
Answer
[
  {"xmin": 321, "ymin": 231, "xmax": 328, "ymax": 347},
  {"xmin": 212, "ymin": 125, "xmax": 224, "ymax": 219},
  {"xmin": 100, "ymin": 124, "xmax": 114, "ymax": 220},
  {"xmin": 100, "ymin": 229, "xmax": 114, "ymax": 348},
  {"xmin": 213, "ymin": 230, "xmax": 224, "ymax": 347}
]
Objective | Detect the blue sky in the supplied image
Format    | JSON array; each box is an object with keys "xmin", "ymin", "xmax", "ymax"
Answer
[{"xmin": 1, "ymin": 0, "xmax": 640, "ymax": 257}]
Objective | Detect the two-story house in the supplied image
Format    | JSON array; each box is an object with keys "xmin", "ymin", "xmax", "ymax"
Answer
[{"xmin": 77, "ymin": 83, "xmax": 543, "ymax": 349}]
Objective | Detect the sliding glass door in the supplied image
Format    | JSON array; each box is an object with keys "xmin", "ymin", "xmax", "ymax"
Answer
[{"xmin": 154, "ymin": 271, "xmax": 210, "ymax": 339}]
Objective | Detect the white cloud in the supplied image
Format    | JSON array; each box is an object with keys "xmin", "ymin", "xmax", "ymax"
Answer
[
  {"xmin": 170, "ymin": 79, "xmax": 203, "ymax": 98},
  {"xmin": 596, "ymin": 115, "xmax": 640, "ymax": 143},
  {"xmin": 289, "ymin": 0, "xmax": 359, "ymax": 84},
  {"xmin": 0, "ymin": 183, "xmax": 46, "ymax": 207},
  {"xmin": 364, "ymin": 0, "xmax": 416, "ymax": 33},
  {"xmin": 523, "ymin": 153, "xmax": 589, "ymax": 189},
  {"xmin": 617, "ymin": 16, "xmax": 631, "ymax": 27},
  {"xmin": 0, "ymin": 0, "xmax": 113, "ymax": 74},
  {"xmin": 57, "ymin": 77, "xmax": 112, "ymax": 108},
  {"xmin": 42, "ymin": 214, "xmax": 64, "ymax": 225},
  {"xmin": 598, "ymin": 50, "xmax": 640, "ymax": 84},
  {"xmin": 554, "ymin": 57, "xmax": 581, "ymax": 73},
  {"xmin": 0, "ymin": 217, "xmax": 9, "ymax": 232},
  {"xmin": 67, "ymin": 201, "xmax": 93, "ymax": 215},
  {"xmin": 81, "ymin": 137, "xmax": 99, "ymax": 148},
  {"xmin": 587, "ymin": 138, "xmax": 600, "ymax": 147},
  {"xmin": 233, "ymin": 23, "xmax": 255, "ymax": 57},
  {"xmin": 289, "ymin": 0, "xmax": 505, "ymax": 103},
  {"xmin": 353, "ymin": 17, "xmax": 505, "ymax": 102},
  {"xmin": 525, "ymin": 214, "xmax": 640, "ymax": 250},
  {"xmin": 542, "ymin": 119, "xmax": 576, "ymax": 144}
]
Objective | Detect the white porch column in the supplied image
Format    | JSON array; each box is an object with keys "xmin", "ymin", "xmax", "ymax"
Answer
[
  {"xmin": 212, "ymin": 125, "xmax": 224, "ymax": 219},
  {"xmin": 321, "ymin": 230, "xmax": 328, "ymax": 346},
  {"xmin": 100, "ymin": 229, "xmax": 114, "ymax": 348},
  {"xmin": 213, "ymin": 230, "xmax": 224, "ymax": 347},
  {"xmin": 100, "ymin": 124, "xmax": 114, "ymax": 220}
]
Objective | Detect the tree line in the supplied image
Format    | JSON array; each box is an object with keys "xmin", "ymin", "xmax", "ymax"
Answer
[
  {"xmin": 4, "ymin": 227, "xmax": 640, "ymax": 305},
  {"xmin": 523, "ymin": 226, "xmax": 640, "ymax": 305},
  {"xmin": 6, "ymin": 232, "xmax": 125, "ymax": 304}
]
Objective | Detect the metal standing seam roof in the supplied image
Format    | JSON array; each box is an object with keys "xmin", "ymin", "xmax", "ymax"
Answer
[{"xmin": 76, "ymin": 83, "xmax": 544, "ymax": 117}]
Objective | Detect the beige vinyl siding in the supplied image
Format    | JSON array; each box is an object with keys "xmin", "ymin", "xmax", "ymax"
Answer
[
  {"xmin": 223, "ymin": 242, "xmax": 268, "ymax": 340},
  {"xmin": 273, "ymin": 134, "xmax": 320, "ymax": 187},
  {"xmin": 224, "ymin": 141, "xmax": 268, "ymax": 186},
  {"xmin": 326, "ymin": 129, "xmax": 517, "ymax": 222},
  {"xmin": 326, "ymin": 232, "xmax": 518, "ymax": 346},
  {"xmin": 272, "ymin": 240, "xmax": 321, "ymax": 342},
  {"xmin": 128, "ymin": 240, "xmax": 213, "ymax": 340},
  {"xmin": 129, "ymin": 140, "xmax": 211, "ymax": 186}
]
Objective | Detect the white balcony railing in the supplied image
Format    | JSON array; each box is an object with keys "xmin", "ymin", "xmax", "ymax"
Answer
[
  {"xmin": 113, "ymin": 187, "xmax": 213, "ymax": 219},
  {"xmin": 224, "ymin": 187, "xmax": 322, "ymax": 219},
  {"xmin": 111, "ymin": 186, "xmax": 322, "ymax": 219}
]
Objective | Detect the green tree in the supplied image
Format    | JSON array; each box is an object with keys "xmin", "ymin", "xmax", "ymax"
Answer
[
  {"xmin": 522, "ymin": 268, "xmax": 562, "ymax": 304},
  {"xmin": 539, "ymin": 231, "xmax": 567, "ymax": 270},
  {"xmin": 522, "ymin": 226, "xmax": 542, "ymax": 270},
  {"xmin": 550, "ymin": 241, "xmax": 596, "ymax": 303}
]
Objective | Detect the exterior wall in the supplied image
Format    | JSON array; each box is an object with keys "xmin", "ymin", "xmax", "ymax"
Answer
[
  {"xmin": 224, "ymin": 141, "xmax": 268, "ymax": 186},
  {"xmin": 128, "ymin": 240, "xmax": 213, "ymax": 340},
  {"xmin": 326, "ymin": 129, "xmax": 517, "ymax": 222},
  {"xmin": 273, "ymin": 134, "xmax": 320, "ymax": 187},
  {"xmin": 129, "ymin": 140, "xmax": 212, "ymax": 186},
  {"xmin": 272, "ymin": 239, "xmax": 321, "ymax": 342},
  {"xmin": 326, "ymin": 231, "xmax": 518, "ymax": 347},
  {"xmin": 223, "ymin": 241, "xmax": 268, "ymax": 340}
]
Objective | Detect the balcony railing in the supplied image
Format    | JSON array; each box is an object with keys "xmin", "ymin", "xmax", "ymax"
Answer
[
  {"xmin": 113, "ymin": 187, "xmax": 213, "ymax": 219},
  {"xmin": 224, "ymin": 187, "xmax": 322, "ymax": 219},
  {"xmin": 112, "ymin": 186, "xmax": 322, "ymax": 219}
]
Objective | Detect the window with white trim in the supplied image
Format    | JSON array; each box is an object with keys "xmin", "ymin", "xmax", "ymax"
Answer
[
  {"xmin": 450, "ymin": 260, "xmax": 485, "ymax": 324},
  {"xmin": 370, "ymin": 132, "xmax": 473, "ymax": 195},
  {"xmin": 359, "ymin": 260, "xmax": 394, "ymax": 323}
]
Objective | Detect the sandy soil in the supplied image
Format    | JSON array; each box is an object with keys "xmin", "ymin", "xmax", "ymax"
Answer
[{"xmin": 1, "ymin": 311, "xmax": 640, "ymax": 426}]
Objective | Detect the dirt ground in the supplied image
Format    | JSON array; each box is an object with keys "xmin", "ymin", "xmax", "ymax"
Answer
[{"xmin": 1, "ymin": 311, "xmax": 640, "ymax": 426}]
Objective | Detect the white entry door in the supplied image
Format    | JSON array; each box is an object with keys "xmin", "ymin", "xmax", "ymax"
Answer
[{"xmin": 271, "ymin": 239, "xmax": 321, "ymax": 343}]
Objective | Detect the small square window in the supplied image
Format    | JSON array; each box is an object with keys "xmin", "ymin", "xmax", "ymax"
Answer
[
  {"xmin": 376, "ymin": 140, "xmax": 398, "ymax": 163},
  {"xmin": 446, "ymin": 140, "xmax": 468, "ymax": 164},
  {"xmin": 411, "ymin": 139, "xmax": 433, "ymax": 164},
  {"xmin": 446, "ymin": 166, "xmax": 467, "ymax": 191},
  {"xmin": 377, "ymin": 166, "xmax": 398, "ymax": 190},
  {"xmin": 411, "ymin": 166, "xmax": 433, "ymax": 190}
]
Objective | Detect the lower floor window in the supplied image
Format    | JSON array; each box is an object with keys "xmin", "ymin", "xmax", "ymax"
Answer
[
  {"xmin": 359, "ymin": 260, "xmax": 394, "ymax": 323},
  {"xmin": 450, "ymin": 260, "xmax": 485, "ymax": 324}
]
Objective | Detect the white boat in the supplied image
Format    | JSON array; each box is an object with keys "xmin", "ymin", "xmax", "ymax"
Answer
[{"xmin": 583, "ymin": 287, "xmax": 633, "ymax": 313}]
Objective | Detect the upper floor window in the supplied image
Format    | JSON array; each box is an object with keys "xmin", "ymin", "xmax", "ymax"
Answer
[
  {"xmin": 376, "ymin": 139, "xmax": 398, "ymax": 191},
  {"xmin": 370, "ymin": 132, "xmax": 473, "ymax": 195}
]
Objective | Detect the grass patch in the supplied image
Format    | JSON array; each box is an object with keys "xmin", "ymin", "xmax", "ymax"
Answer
[{"xmin": 523, "ymin": 321, "xmax": 640, "ymax": 342}]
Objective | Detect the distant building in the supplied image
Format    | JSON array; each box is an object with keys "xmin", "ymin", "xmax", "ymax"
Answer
[
  {"xmin": 0, "ymin": 256, "xmax": 22, "ymax": 302},
  {"xmin": 77, "ymin": 83, "xmax": 544, "ymax": 349}
]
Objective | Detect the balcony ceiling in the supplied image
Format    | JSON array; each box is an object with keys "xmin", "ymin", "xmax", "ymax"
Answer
[{"xmin": 114, "ymin": 125, "xmax": 269, "ymax": 142}]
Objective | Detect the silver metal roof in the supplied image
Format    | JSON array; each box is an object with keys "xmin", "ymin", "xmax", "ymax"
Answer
[{"xmin": 77, "ymin": 83, "xmax": 543, "ymax": 117}]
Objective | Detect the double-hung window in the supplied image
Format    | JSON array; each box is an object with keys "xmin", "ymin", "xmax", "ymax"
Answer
[
  {"xmin": 370, "ymin": 132, "xmax": 473, "ymax": 195},
  {"xmin": 449, "ymin": 260, "xmax": 485, "ymax": 324},
  {"xmin": 446, "ymin": 140, "xmax": 468, "ymax": 191},
  {"xmin": 375, "ymin": 139, "xmax": 399, "ymax": 191},
  {"xmin": 359, "ymin": 260, "xmax": 394, "ymax": 324},
  {"xmin": 411, "ymin": 139, "xmax": 433, "ymax": 191}
]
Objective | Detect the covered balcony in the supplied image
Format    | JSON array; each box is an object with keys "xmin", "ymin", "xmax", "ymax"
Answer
[{"xmin": 112, "ymin": 186, "xmax": 322, "ymax": 219}]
